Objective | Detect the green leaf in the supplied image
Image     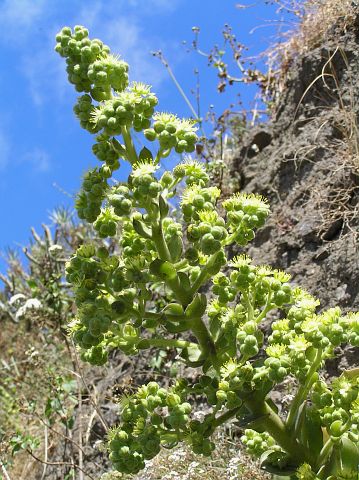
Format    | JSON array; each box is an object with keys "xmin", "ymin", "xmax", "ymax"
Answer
[
  {"xmin": 168, "ymin": 235, "xmax": 183, "ymax": 262},
  {"xmin": 185, "ymin": 293, "xmax": 207, "ymax": 319},
  {"xmin": 300, "ymin": 405, "xmax": 323, "ymax": 460},
  {"xmin": 339, "ymin": 435, "xmax": 359, "ymax": 476},
  {"xmin": 181, "ymin": 344, "xmax": 205, "ymax": 366},
  {"xmin": 149, "ymin": 259, "xmax": 177, "ymax": 281},
  {"xmin": 293, "ymin": 401, "xmax": 306, "ymax": 438},
  {"xmin": 159, "ymin": 195, "xmax": 169, "ymax": 218},
  {"xmin": 209, "ymin": 315, "xmax": 221, "ymax": 339},
  {"xmin": 164, "ymin": 319, "xmax": 191, "ymax": 333},
  {"xmin": 133, "ymin": 219, "xmax": 152, "ymax": 239},
  {"xmin": 178, "ymin": 272, "xmax": 191, "ymax": 291},
  {"xmin": 111, "ymin": 138, "xmax": 127, "ymax": 156},
  {"xmin": 317, "ymin": 443, "xmax": 341, "ymax": 479},
  {"xmin": 27, "ymin": 279, "xmax": 37, "ymax": 290},
  {"xmin": 160, "ymin": 433, "xmax": 179, "ymax": 448},
  {"xmin": 139, "ymin": 146, "xmax": 153, "ymax": 161},
  {"xmin": 185, "ymin": 344, "xmax": 202, "ymax": 362},
  {"xmin": 340, "ymin": 367, "xmax": 359, "ymax": 381},
  {"xmin": 163, "ymin": 303, "xmax": 184, "ymax": 317},
  {"xmin": 260, "ymin": 450, "xmax": 297, "ymax": 476}
]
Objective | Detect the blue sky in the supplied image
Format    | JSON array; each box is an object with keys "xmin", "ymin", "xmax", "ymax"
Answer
[{"xmin": 0, "ymin": 0, "xmax": 292, "ymax": 273}]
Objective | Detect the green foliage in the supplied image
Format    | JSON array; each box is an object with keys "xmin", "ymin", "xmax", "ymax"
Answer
[
  {"xmin": 56, "ymin": 26, "xmax": 359, "ymax": 479},
  {"xmin": 8, "ymin": 432, "xmax": 40, "ymax": 456}
]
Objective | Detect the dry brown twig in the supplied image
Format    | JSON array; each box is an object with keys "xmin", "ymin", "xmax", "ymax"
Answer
[
  {"xmin": 0, "ymin": 461, "xmax": 11, "ymax": 480},
  {"xmin": 26, "ymin": 449, "xmax": 95, "ymax": 480}
]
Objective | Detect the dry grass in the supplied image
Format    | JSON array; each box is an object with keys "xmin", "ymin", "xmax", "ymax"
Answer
[
  {"xmin": 266, "ymin": 0, "xmax": 357, "ymax": 98},
  {"xmin": 264, "ymin": 1, "xmax": 359, "ymax": 236},
  {"xmin": 279, "ymin": 0, "xmax": 355, "ymax": 52}
]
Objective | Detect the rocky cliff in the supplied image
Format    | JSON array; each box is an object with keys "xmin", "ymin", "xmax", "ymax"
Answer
[{"xmin": 232, "ymin": 11, "xmax": 359, "ymax": 315}]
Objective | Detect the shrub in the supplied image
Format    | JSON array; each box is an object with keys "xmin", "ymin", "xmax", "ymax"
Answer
[{"xmin": 55, "ymin": 25, "xmax": 359, "ymax": 479}]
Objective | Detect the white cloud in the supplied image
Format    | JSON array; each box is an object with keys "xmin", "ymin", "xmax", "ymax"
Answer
[
  {"xmin": 0, "ymin": 130, "xmax": 10, "ymax": 170},
  {"xmin": 96, "ymin": 18, "xmax": 164, "ymax": 86},
  {"xmin": 0, "ymin": 130, "xmax": 50, "ymax": 173},
  {"xmin": 21, "ymin": 41, "xmax": 68, "ymax": 106},
  {"xmin": 127, "ymin": 0, "xmax": 181, "ymax": 13},
  {"xmin": 77, "ymin": 3, "xmax": 172, "ymax": 88},
  {"xmin": 22, "ymin": 148, "xmax": 51, "ymax": 172},
  {"xmin": 0, "ymin": 0, "xmax": 47, "ymax": 44},
  {"xmin": 1, "ymin": 0, "xmax": 182, "ymax": 106}
]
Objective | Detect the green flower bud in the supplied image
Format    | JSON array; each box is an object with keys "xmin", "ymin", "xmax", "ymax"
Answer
[{"xmin": 167, "ymin": 393, "xmax": 181, "ymax": 407}]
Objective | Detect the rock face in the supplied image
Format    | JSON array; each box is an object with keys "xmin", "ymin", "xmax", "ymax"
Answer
[{"xmin": 231, "ymin": 15, "xmax": 359, "ymax": 312}]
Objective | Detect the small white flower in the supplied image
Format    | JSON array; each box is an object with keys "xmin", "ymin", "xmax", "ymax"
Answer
[
  {"xmin": 25, "ymin": 298, "xmax": 42, "ymax": 309},
  {"xmin": 16, "ymin": 305, "xmax": 27, "ymax": 319},
  {"xmin": 132, "ymin": 160, "xmax": 159, "ymax": 178},
  {"xmin": 188, "ymin": 461, "xmax": 200, "ymax": 472},
  {"xmin": 282, "ymin": 394, "xmax": 295, "ymax": 404},
  {"xmin": 9, "ymin": 293, "xmax": 26, "ymax": 305},
  {"xmin": 226, "ymin": 455, "xmax": 242, "ymax": 480},
  {"xmin": 193, "ymin": 410, "xmax": 206, "ymax": 421},
  {"xmin": 16, "ymin": 298, "xmax": 42, "ymax": 319},
  {"xmin": 49, "ymin": 244, "xmax": 63, "ymax": 254}
]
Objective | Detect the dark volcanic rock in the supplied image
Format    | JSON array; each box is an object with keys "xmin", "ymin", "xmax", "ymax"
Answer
[{"xmin": 231, "ymin": 15, "xmax": 359, "ymax": 312}]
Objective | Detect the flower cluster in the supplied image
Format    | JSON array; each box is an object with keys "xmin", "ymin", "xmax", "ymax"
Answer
[
  {"xmin": 312, "ymin": 374, "xmax": 359, "ymax": 436},
  {"xmin": 75, "ymin": 168, "xmax": 109, "ymax": 222},
  {"xmin": 108, "ymin": 379, "xmax": 217, "ymax": 474},
  {"xmin": 57, "ymin": 26, "xmax": 359, "ymax": 479},
  {"xmin": 241, "ymin": 429, "xmax": 279, "ymax": 457},
  {"xmin": 91, "ymin": 84, "xmax": 158, "ymax": 136},
  {"xmin": 145, "ymin": 113, "xmax": 198, "ymax": 154},
  {"xmin": 55, "ymin": 26, "xmax": 128, "ymax": 99}
]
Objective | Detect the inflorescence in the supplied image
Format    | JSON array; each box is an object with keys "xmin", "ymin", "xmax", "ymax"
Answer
[{"xmin": 56, "ymin": 26, "xmax": 359, "ymax": 479}]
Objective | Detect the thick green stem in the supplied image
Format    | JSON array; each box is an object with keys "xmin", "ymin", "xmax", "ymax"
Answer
[
  {"xmin": 151, "ymin": 222, "xmax": 172, "ymax": 260},
  {"xmin": 141, "ymin": 171, "xmax": 218, "ymax": 369},
  {"xmin": 138, "ymin": 338, "xmax": 196, "ymax": 350},
  {"xmin": 191, "ymin": 316, "xmax": 220, "ymax": 371},
  {"xmin": 286, "ymin": 349, "xmax": 322, "ymax": 430},
  {"xmin": 243, "ymin": 292, "xmax": 254, "ymax": 322},
  {"xmin": 189, "ymin": 251, "xmax": 222, "ymax": 296},
  {"xmin": 316, "ymin": 438, "xmax": 333, "ymax": 470},
  {"xmin": 151, "ymin": 222, "xmax": 192, "ymax": 305},
  {"xmin": 244, "ymin": 396, "xmax": 312, "ymax": 466},
  {"xmin": 121, "ymin": 126, "xmax": 138, "ymax": 164},
  {"xmin": 254, "ymin": 293, "xmax": 273, "ymax": 324},
  {"xmin": 190, "ymin": 266, "xmax": 210, "ymax": 295}
]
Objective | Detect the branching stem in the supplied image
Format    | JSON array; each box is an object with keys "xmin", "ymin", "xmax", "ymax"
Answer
[
  {"xmin": 244, "ymin": 395, "xmax": 313, "ymax": 466},
  {"xmin": 138, "ymin": 338, "xmax": 197, "ymax": 350},
  {"xmin": 121, "ymin": 126, "xmax": 139, "ymax": 164},
  {"xmin": 286, "ymin": 349, "xmax": 323, "ymax": 430}
]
